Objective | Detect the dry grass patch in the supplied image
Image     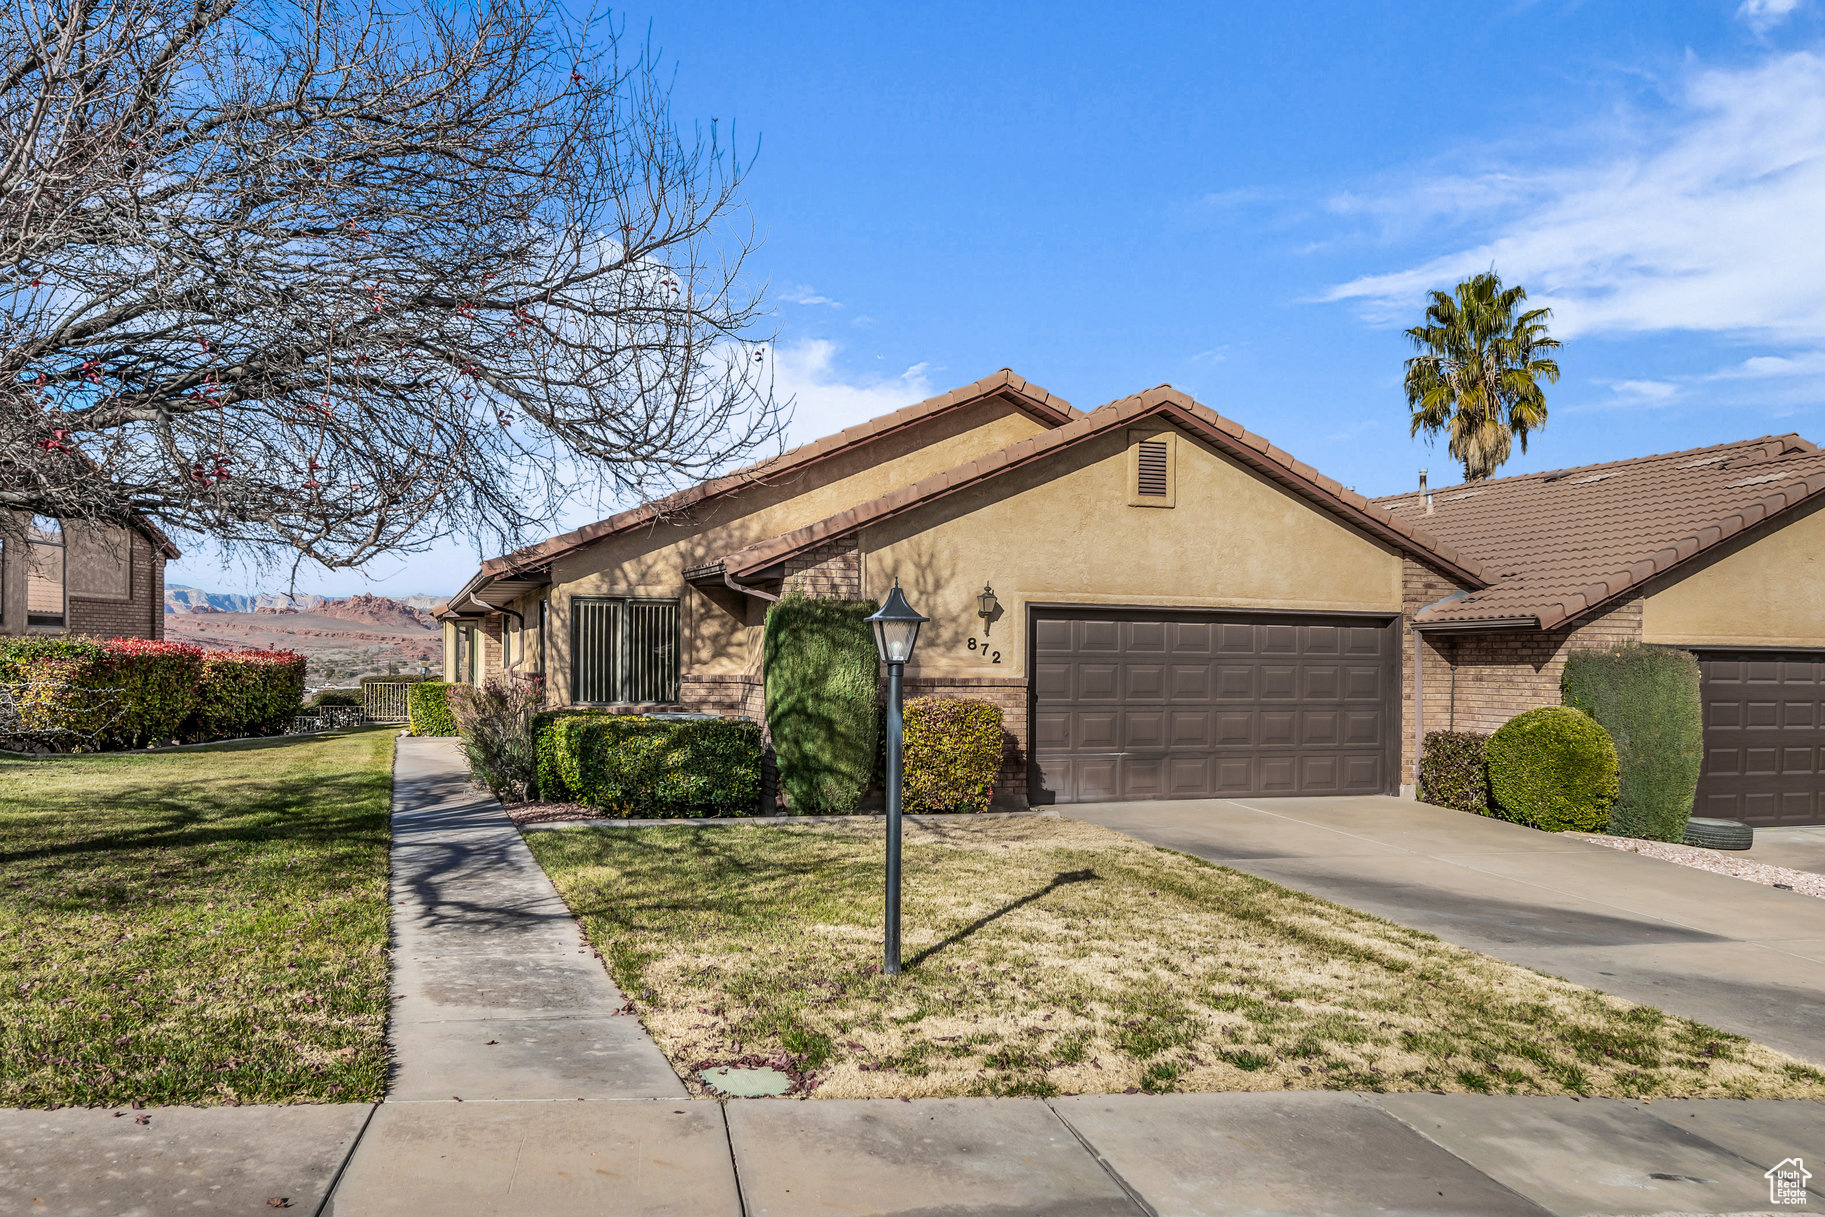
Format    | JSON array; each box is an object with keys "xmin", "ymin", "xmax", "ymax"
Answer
[{"xmin": 526, "ymin": 816, "xmax": 1825, "ymax": 1101}]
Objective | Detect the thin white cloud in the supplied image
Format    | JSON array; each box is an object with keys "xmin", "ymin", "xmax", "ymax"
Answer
[
  {"xmin": 770, "ymin": 339, "xmax": 935, "ymax": 446},
  {"xmin": 1325, "ymin": 53, "xmax": 1825, "ymax": 344},
  {"xmin": 1608, "ymin": 378, "xmax": 1681, "ymax": 403},
  {"xmin": 1740, "ymin": 0, "xmax": 1803, "ymax": 33},
  {"xmin": 779, "ymin": 282, "xmax": 843, "ymax": 308}
]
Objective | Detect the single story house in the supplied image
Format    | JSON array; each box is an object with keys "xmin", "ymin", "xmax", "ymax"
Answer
[
  {"xmin": 436, "ymin": 370, "xmax": 1825, "ymax": 826},
  {"xmin": 1, "ymin": 512, "xmax": 177, "ymax": 640}
]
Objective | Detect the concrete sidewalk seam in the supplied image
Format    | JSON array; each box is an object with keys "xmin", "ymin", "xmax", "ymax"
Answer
[
  {"xmin": 310, "ymin": 1102, "xmax": 378, "ymax": 1217},
  {"xmin": 1363, "ymin": 1095, "xmax": 1575, "ymax": 1217},
  {"xmin": 718, "ymin": 1101, "xmax": 751, "ymax": 1217},
  {"xmin": 1044, "ymin": 1098, "xmax": 1159, "ymax": 1217}
]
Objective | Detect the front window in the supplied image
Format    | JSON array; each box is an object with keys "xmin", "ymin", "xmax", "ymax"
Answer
[
  {"xmin": 27, "ymin": 516, "xmax": 64, "ymax": 629},
  {"xmin": 571, "ymin": 598, "xmax": 679, "ymax": 704},
  {"xmin": 455, "ymin": 622, "xmax": 482, "ymax": 684}
]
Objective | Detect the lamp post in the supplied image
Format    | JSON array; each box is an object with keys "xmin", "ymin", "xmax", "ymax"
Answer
[{"xmin": 866, "ymin": 580, "xmax": 928, "ymax": 976}]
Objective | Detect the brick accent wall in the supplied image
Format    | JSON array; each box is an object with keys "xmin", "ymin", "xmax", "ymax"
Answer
[
  {"xmin": 1436, "ymin": 599, "xmax": 1644, "ymax": 737},
  {"xmin": 1400, "ymin": 557, "xmax": 1472, "ymax": 785},
  {"xmin": 780, "ymin": 538, "xmax": 861, "ymax": 598},
  {"xmin": 67, "ymin": 533, "xmax": 164, "ymax": 641},
  {"xmin": 903, "ymin": 674, "xmax": 1030, "ymax": 808},
  {"xmin": 679, "ymin": 673, "xmax": 774, "ymax": 807}
]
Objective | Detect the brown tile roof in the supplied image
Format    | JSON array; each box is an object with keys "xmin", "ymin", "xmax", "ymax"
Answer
[
  {"xmin": 1373, "ymin": 434, "xmax": 1825, "ymax": 630},
  {"xmin": 721, "ymin": 385, "xmax": 1486, "ymax": 587},
  {"xmin": 479, "ymin": 368, "xmax": 1074, "ymax": 579}
]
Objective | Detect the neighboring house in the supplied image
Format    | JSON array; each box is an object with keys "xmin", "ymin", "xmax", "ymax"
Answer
[
  {"xmin": 0, "ymin": 512, "xmax": 177, "ymax": 640},
  {"xmin": 435, "ymin": 371, "xmax": 1825, "ymax": 827},
  {"xmin": 1375, "ymin": 434, "xmax": 1825, "ymax": 829}
]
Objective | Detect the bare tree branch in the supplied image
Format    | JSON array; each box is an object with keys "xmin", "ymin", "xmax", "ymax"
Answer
[{"xmin": 0, "ymin": 0, "xmax": 782, "ymax": 568}]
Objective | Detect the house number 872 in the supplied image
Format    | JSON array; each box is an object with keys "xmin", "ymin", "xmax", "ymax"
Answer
[{"xmin": 967, "ymin": 637, "xmax": 1002, "ymax": 663}]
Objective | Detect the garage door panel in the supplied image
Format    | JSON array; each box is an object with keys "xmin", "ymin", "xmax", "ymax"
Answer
[
  {"xmin": 1698, "ymin": 651, "xmax": 1825, "ymax": 827},
  {"xmin": 1302, "ymin": 710, "xmax": 1339, "ymax": 745},
  {"xmin": 1170, "ymin": 664, "xmax": 1211, "ymax": 700},
  {"xmin": 1125, "ymin": 710, "xmax": 1165, "ymax": 749},
  {"xmin": 1033, "ymin": 610, "xmax": 1396, "ymax": 804}
]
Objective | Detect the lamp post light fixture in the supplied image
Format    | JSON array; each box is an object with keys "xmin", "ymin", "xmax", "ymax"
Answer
[
  {"xmin": 976, "ymin": 584, "xmax": 999, "ymax": 635},
  {"xmin": 866, "ymin": 580, "xmax": 928, "ymax": 976}
]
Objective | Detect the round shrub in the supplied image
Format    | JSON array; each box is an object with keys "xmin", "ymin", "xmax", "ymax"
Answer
[{"xmin": 1486, "ymin": 706, "xmax": 1619, "ymax": 832}]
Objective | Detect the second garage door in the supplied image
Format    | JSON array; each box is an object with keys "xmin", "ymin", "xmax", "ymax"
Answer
[
  {"xmin": 1697, "ymin": 651, "xmax": 1825, "ymax": 827},
  {"xmin": 1030, "ymin": 609, "xmax": 1398, "ymax": 804}
]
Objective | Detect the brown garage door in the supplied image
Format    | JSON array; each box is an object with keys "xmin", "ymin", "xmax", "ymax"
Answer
[
  {"xmin": 1697, "ymin": 651, "xmax": 1825, "ymax": 827},
  {"xmin": 1030, "ymin": 610, "xmax": 1398, "ymax": 804}
]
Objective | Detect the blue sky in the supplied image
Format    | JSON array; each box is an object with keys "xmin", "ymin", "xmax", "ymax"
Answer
[{"xmin": 174, "ymin": 0, "xmax": 1825, "ymax": 596}]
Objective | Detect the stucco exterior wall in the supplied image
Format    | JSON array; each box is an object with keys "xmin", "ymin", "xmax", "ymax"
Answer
[
  {"xmin": 857, "ymin": 425, "xmax": 1407, "ymax": 683},
  {"xmin": 535, "ymin": 398, "xmax": 1049, "ymax": 704},
  {"xmin": 1642, "ymin": 499, "xmax": 1825, "ymax": 649}
]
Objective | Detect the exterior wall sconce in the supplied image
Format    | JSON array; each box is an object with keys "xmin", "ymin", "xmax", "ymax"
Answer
[{"xmin": 977, "ymin": 584, "xmax": 999, "ymax": 635}]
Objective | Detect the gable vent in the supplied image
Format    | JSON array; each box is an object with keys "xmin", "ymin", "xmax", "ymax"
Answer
[{"xmin": 1137, "ymin": 440, "xmax": 1169, "ymax": 497}]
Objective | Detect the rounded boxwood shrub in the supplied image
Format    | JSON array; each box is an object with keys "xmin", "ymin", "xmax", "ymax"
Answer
[
  {"xmin": 902, "ymin": 696, "xmax": 1004, "ymax": 813},
  {"xmin": 1486, "ymin": 706, "xmax": 1619, "ymax": 832},
  {"xmin": 1561, "ymin": 645, "xmax": 1702, "ymax": 843},
  {"xmin": 543, "ymin": 713, "xmax": 761, "ymax": 816}
]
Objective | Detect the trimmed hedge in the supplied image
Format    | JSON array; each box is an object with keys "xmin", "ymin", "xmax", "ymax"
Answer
[
  {"xmin": 407, "ymin": 682, "xmax": 458, "ymax": 736},
  {"xmin": 1417, "ymin": 730, "xmax": 1491, "ymax": 816},
  {"xmin": 1486, "ymin": 706, "xmax": 1619, "ymax": 832},
  {"xmin": 543, "ymin": 714, "xmax": 761, "ymax": 817},
  {"xmin": 309, "ymin": 689, "xmax": 363, "ymax": 708},
  {"xmin": 902, "ymin": 696, "xmax": 1004, "ymax": 813},
  {"xmin": 1562, "ymin": 645, "xmax": 1703, "ymax": 842},
  {"xmin": 532, "ymin": 708, "xmax": 624, "ymax": 800},
  {"xmin": 187, "ymin": 649, "xmax": 307, "ymax": 741},
  {"xmin": 0, "ymin": 638, "xmax": 302, "ymax": 748},
  {"xmin": 764, "ymin": 595, "xmax": 879, "ymax": 814}
]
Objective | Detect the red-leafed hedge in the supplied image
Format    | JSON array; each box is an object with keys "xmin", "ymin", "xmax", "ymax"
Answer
[{"xmin": 0, "ymin": 637, "xmax": 304, "ymax": 750}]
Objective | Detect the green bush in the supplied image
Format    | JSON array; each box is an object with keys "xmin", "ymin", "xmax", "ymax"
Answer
[
  {"xmin": 408, "ymin": 682, "xmax": 458, "ymax": 736},
  {"xmin": 186, "ymin": 649, "xmax": 306, "ymax": 741},
  {"xmin": 449, "ymin": 681, "xmax": 540, "ymax": 802},
  {"xmin": 764, "ymin": 595, "xmax": 879, "ymax": 814},
  {"xmin": 902, "ymin": 696, "xmax": 1004, "ymax": 812},
  {"xmin": 1418, "ymin": 730, "xmax": 1491, "ymax": 816},
  {"xmin": 544, "ymin": 714, "xmax": 761, "ymax": 816},
  {"xmin": 1486, "ymin": 706, "xmax": 1619, "ymax": 832},
  {"xmin": 531, "ymin": 708, "xmax": 624, "ymax": 800},
  {"xmin": 1561, "ymin": 645, "xmax": 1703, "ymax": 842},
  {"xmin": 309, "ymin": 689, "xmax": 363, "ymax": 708}
]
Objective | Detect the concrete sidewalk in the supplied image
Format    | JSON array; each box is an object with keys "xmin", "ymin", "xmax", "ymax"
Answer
[
  {"xmin": 1069, "ymin": 794, "xmax": 1825, "ymax": 1064},
  {"xmin": 325, "ymin": 737, "xmax": 694, "ymax": 1214},
  {"xmin": 9, "ymin": 1090, "xmax": 1821, "ymax": 1216}
]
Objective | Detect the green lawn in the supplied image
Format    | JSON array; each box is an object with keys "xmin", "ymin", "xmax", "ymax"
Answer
[
  {"xmin": 528, "ymin": 816, "xmax": 1825, "ymax": 1101},
  {"xmin": 0, "ymin": 729, "xmax": 393, "ymax": 1107}
]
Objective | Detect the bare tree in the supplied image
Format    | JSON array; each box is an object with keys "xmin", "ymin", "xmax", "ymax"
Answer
[{"xmin": 0, "ymin": 0, "xmax": 781, "ymax": 570}]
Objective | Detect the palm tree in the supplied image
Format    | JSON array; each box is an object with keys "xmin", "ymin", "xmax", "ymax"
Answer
[{"xmin": 1405, "ymin": 271, "xmax": 1560, "ymax": 482}]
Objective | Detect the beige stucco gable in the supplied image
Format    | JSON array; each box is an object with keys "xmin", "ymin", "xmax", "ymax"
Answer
[
  {"xmin": 1642, "ymin": 499, "xmax": 1825, "ymax": 648},
  {"xmin": 530, "ymin": 394, "xmax": 1055, "ymax": 699},
  {"xmin": 858, "ymin": 423, "xmax": 1406, "ymax": 680}
]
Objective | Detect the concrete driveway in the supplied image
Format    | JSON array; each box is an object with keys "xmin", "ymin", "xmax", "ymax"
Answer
[
  {"xmin": 1748, "ymin": 824, "xmax": 1825, "ymax": 876},
  {"xmin": 1067, "ymin": 796, "xmax": 1825, "ymax": 1064}
]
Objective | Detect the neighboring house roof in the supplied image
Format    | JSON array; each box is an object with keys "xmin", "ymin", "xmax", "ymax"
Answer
[
  {"xmin": 1374, "ymin": 434, "xmax": 1825, "ymax": 631},
  {"xmin": 718, "ymin": 385, "xmax": 1486, "ymax": 589},
  {"xmin": 433, "ymin": 368, "xmax": 1076, "ymax": 618}
]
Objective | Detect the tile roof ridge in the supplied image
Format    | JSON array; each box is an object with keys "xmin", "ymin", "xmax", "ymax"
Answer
[{"xmin": 1377, "ymin": 432, "xmax": 1823, "ymax": 501}]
